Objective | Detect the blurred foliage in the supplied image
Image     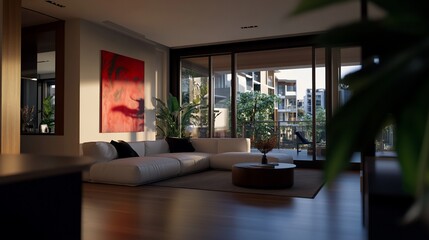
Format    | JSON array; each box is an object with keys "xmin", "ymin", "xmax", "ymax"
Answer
[{"xmin": 293, "ymin": 0, "xmax": 429, "ymax": 223}]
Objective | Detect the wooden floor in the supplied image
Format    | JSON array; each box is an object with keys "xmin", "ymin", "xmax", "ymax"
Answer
[{"xmin": 82, "ymin": 170, "xmax": 365, "ymax": 240}]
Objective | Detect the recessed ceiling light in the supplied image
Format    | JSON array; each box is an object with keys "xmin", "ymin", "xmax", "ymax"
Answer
[
  {"xmin": 45, "ymin": 0, "xmax": 66, "ymax": 8},
  {"xmin": 240, "ymin": 25, "xmax": 259, "ymax": 30}
]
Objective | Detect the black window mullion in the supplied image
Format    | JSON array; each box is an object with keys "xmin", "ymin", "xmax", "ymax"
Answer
[{"xmin": 231, "ymin": 53, "xmax": 237, "ymax": 138}]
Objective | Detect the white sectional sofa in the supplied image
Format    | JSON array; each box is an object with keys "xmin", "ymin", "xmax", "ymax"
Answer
[{"xmin": 82, "ymin": 138, "xmax": 293, "ymax": 186}]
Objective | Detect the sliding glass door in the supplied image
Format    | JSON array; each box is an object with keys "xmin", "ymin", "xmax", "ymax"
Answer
[
  {"xmin": 179, "ymin": 47, "xmax": 334, "ymax": 161},
  {"xmin": 212, "ymin": 55, "xmax": 232, "ymax": 138},
  {"xmin": 175, "ymin": 41, "xmax": 368, "ymax": 165},
  {"xmin": 180, "ymin": 57, "xmax": 209, "ymax": 138},
  {"xmin": 180, "ymin": 55, "xmax": 232, "ymax": 138}
]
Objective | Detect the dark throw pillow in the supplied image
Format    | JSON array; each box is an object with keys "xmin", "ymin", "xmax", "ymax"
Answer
[
  {"xmin": 110, "ymin": 140, "xmax": 139, "ymax": 159},
  {"xmin": 165, "ymin": 137, "xmax": 195, "ymax": 153}
]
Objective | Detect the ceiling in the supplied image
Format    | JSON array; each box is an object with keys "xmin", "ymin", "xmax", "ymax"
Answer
[{"xmin": 21, "ymin": 0, "xmax": 382, "ymax": 48}]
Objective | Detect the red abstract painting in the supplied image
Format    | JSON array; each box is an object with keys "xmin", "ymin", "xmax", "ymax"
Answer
[{"xmin": 100, "ymin": 50, "xmax": 145, "ymax": 132}]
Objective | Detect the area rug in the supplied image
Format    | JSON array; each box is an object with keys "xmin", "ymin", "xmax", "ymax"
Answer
[{"xmin": 149, "ymin": 169, "xmax": 324, "ymax": 199}]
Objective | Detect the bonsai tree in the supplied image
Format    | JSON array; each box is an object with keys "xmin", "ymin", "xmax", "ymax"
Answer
[
  {"xmin": 155, "ymin": 93, "xmax": 199, "ymax": 138},
  {"xmin": 21, "ymin": 105, "xmax": 35, "ymax": 132},
  {"xmin": 294, "ymin": 0, "xmax": 429, "ymax": 223}
]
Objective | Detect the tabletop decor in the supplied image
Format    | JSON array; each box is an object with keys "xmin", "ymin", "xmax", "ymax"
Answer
[{"xmin": 254, "ymin": 135, "xmax": 277, "ymax": 165}]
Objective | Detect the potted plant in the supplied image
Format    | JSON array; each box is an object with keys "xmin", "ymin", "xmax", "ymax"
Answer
[
  {"xmin": 40, "ymin": 95, "xmax": 55, "ymax": 133},
  {"xmin": 294, "ymin": 0, "xmax": 429, "ymax": 230},
  {"xmin": 155, "ymin": 93, "xmax": 199, "ymax": 138},
  {"xmin": 254, "ymin": 134, "xmax": 278, "ymax": 164},
  {"xmin": 21, "ymin": 105, "xmax": 35, "ymax": 133}
]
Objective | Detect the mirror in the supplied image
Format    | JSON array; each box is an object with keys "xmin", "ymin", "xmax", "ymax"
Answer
[{"xmin": 21, "ymin": 21, "xmax": 64, "ymax": 134}]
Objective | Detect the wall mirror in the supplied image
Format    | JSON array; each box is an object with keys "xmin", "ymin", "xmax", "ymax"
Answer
[{"xmin": 21, "ymin": 19, "xmax": 64, "ymax": 135}]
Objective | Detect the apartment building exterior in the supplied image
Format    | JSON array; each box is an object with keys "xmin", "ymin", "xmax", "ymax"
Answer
[
  {"xmin": 276, "ymin": 78, "xmax": 298, "ymax": 123},
  {"xmin": 304, "ymin": 88, "xmax": 326, "ymax": 115}
]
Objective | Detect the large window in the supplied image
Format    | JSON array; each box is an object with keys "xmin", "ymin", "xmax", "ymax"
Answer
[
  {"xmin": 180, "ymin": 57, "xmax": 209, "ymax": 137},
  {"xmin": 180, "ymin": 55, "xmax": 233, "ymax": 138},
  {"xmin": 212, "ymin": 55, "xmax": 232, "ymax": 138},
  {"xmin": 171, "ymin": 36, "xmax": 362, "ymax": 164}
]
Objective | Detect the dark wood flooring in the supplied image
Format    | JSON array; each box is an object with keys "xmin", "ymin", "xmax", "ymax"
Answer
[{"xmin": 82, "ymin": 170, "xmax": 365, "ymax": 240}]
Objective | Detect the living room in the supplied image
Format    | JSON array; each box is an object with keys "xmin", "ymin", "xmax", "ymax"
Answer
[
  {"xmin": 2, "ymin": 0, "xmax": 428, "ymax": 239},
  {"xmin": 16, "ymin": 0, "xmax": 372, "ymax": 157}
]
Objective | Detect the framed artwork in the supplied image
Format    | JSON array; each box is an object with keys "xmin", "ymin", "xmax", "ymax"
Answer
[{"xmin": 100, "ymin": 50, "xmax": 145, "ymax": 132}]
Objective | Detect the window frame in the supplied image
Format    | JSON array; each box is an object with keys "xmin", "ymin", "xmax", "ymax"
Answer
[{"xmin": 170, "ymin": 35, "xmax": 361, "ymax": 168}]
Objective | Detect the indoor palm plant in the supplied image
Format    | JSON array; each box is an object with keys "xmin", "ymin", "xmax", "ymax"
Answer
[
  {"xmin": 294, "ymin": 0, "xmax": 429, "ymax": 224},
  {"xmin": 155, "ymin": 93, "xmax": 200, "ymax": 138},
  {"xmin": 40, "ymin": 95, "xmax": 55, "ymax": 132}
]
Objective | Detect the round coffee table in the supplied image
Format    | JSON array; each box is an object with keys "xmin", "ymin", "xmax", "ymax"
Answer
[{"xmin": 232, "ymin": 162, "xmax": 296, "ymax": 189}]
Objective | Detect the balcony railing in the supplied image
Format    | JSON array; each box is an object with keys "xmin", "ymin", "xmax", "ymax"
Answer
[
  {"xmin": 277, "ymin": 106, "xmax": 297, "ymax": 112},
  {"xmin": 236, "ymin": 120, "xmax": 395, "ymax": 152},
  {"xmin": 237, "ymin": 120, "xmax": 325, "ymax": 149}
]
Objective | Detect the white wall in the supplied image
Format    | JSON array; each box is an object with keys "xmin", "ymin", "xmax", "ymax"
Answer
[
  {"xmin": 78, "ymin": 19, "xmax": 168, "ymax": 143},
  {"xmin": 21, "ymin": 19, "xmax": 169, "ymax": 156}
]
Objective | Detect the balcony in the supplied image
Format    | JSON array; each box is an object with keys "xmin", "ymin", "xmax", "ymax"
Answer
[
  {"xmin": 285, "ymin": 91, "xmax": 296, "ymax": 96},
  {"xmin": 277, "ymin": 106, "xmax": 297, "ymax": 112},
  {"xmin": 236, "ymin": 120, "xmax": 395, "ymax": 161}
]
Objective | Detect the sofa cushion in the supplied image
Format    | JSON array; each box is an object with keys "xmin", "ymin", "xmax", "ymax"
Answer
[
  {"xmin": 144, "ymin": 139, "xmax": 170, "ymax": 155},
  {"xmin": 165, "ymin": 137, "xmax": 195, "ymax": 153},
  {"xmin": 81, "ymin": 141, "xmax": 117, "ymax": 163},
  {"xmin": 110, "ymin": 140, "xmax": 139, "ymax": 158},
  {"xmin": 89, "ymin": 156, "xmax": 181, "ymax": 186},
  {"xmin": 127, "ymin": 141, "xmax": 146, "ymax": 157},
  {"xmin": 153, "ymin": 152, "xmax": 211, "ymax": 175},
  {"xmin": 190, "ymin": 138, "xmax": 250, "ymax": 154},
  {"xmin": 190, "ymin": 138, "xmax": 218, "ymax": 153},
  {"xmin": 217, "ymin": 138, "xmax": 250, "ymax": 153},
  {"xmin": 210, "ymin": 152, "xmax": 293, "ymax": 170}
]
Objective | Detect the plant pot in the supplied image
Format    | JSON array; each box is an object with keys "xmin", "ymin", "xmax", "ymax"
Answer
[{"xmin": 40, "ymin": 124, "xmax": 49, "ymax": 133}]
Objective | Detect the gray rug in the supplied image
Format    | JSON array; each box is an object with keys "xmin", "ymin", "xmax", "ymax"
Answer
[{"xmin": 149, "ymin": 169, "xmax": 324, "ymax": 199}]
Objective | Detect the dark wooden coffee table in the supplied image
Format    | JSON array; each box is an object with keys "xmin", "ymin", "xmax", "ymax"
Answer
[{"xmin": 232, "ymin": 162, "xmax": 296, "ymax": 189}]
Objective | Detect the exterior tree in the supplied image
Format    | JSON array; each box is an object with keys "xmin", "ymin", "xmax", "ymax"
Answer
[
  {"xmin": 300, "ymin": 107, "xmax": 326, "ymax": 142},
  {"xmin": 236, "ymin": 91, "xmax": 279, "ymax": 141}
]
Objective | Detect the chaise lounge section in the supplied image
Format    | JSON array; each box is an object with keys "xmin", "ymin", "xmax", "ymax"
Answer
[{"xmin": 82, "ymin": 138, "xmax": 293, "ymax": 186}]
